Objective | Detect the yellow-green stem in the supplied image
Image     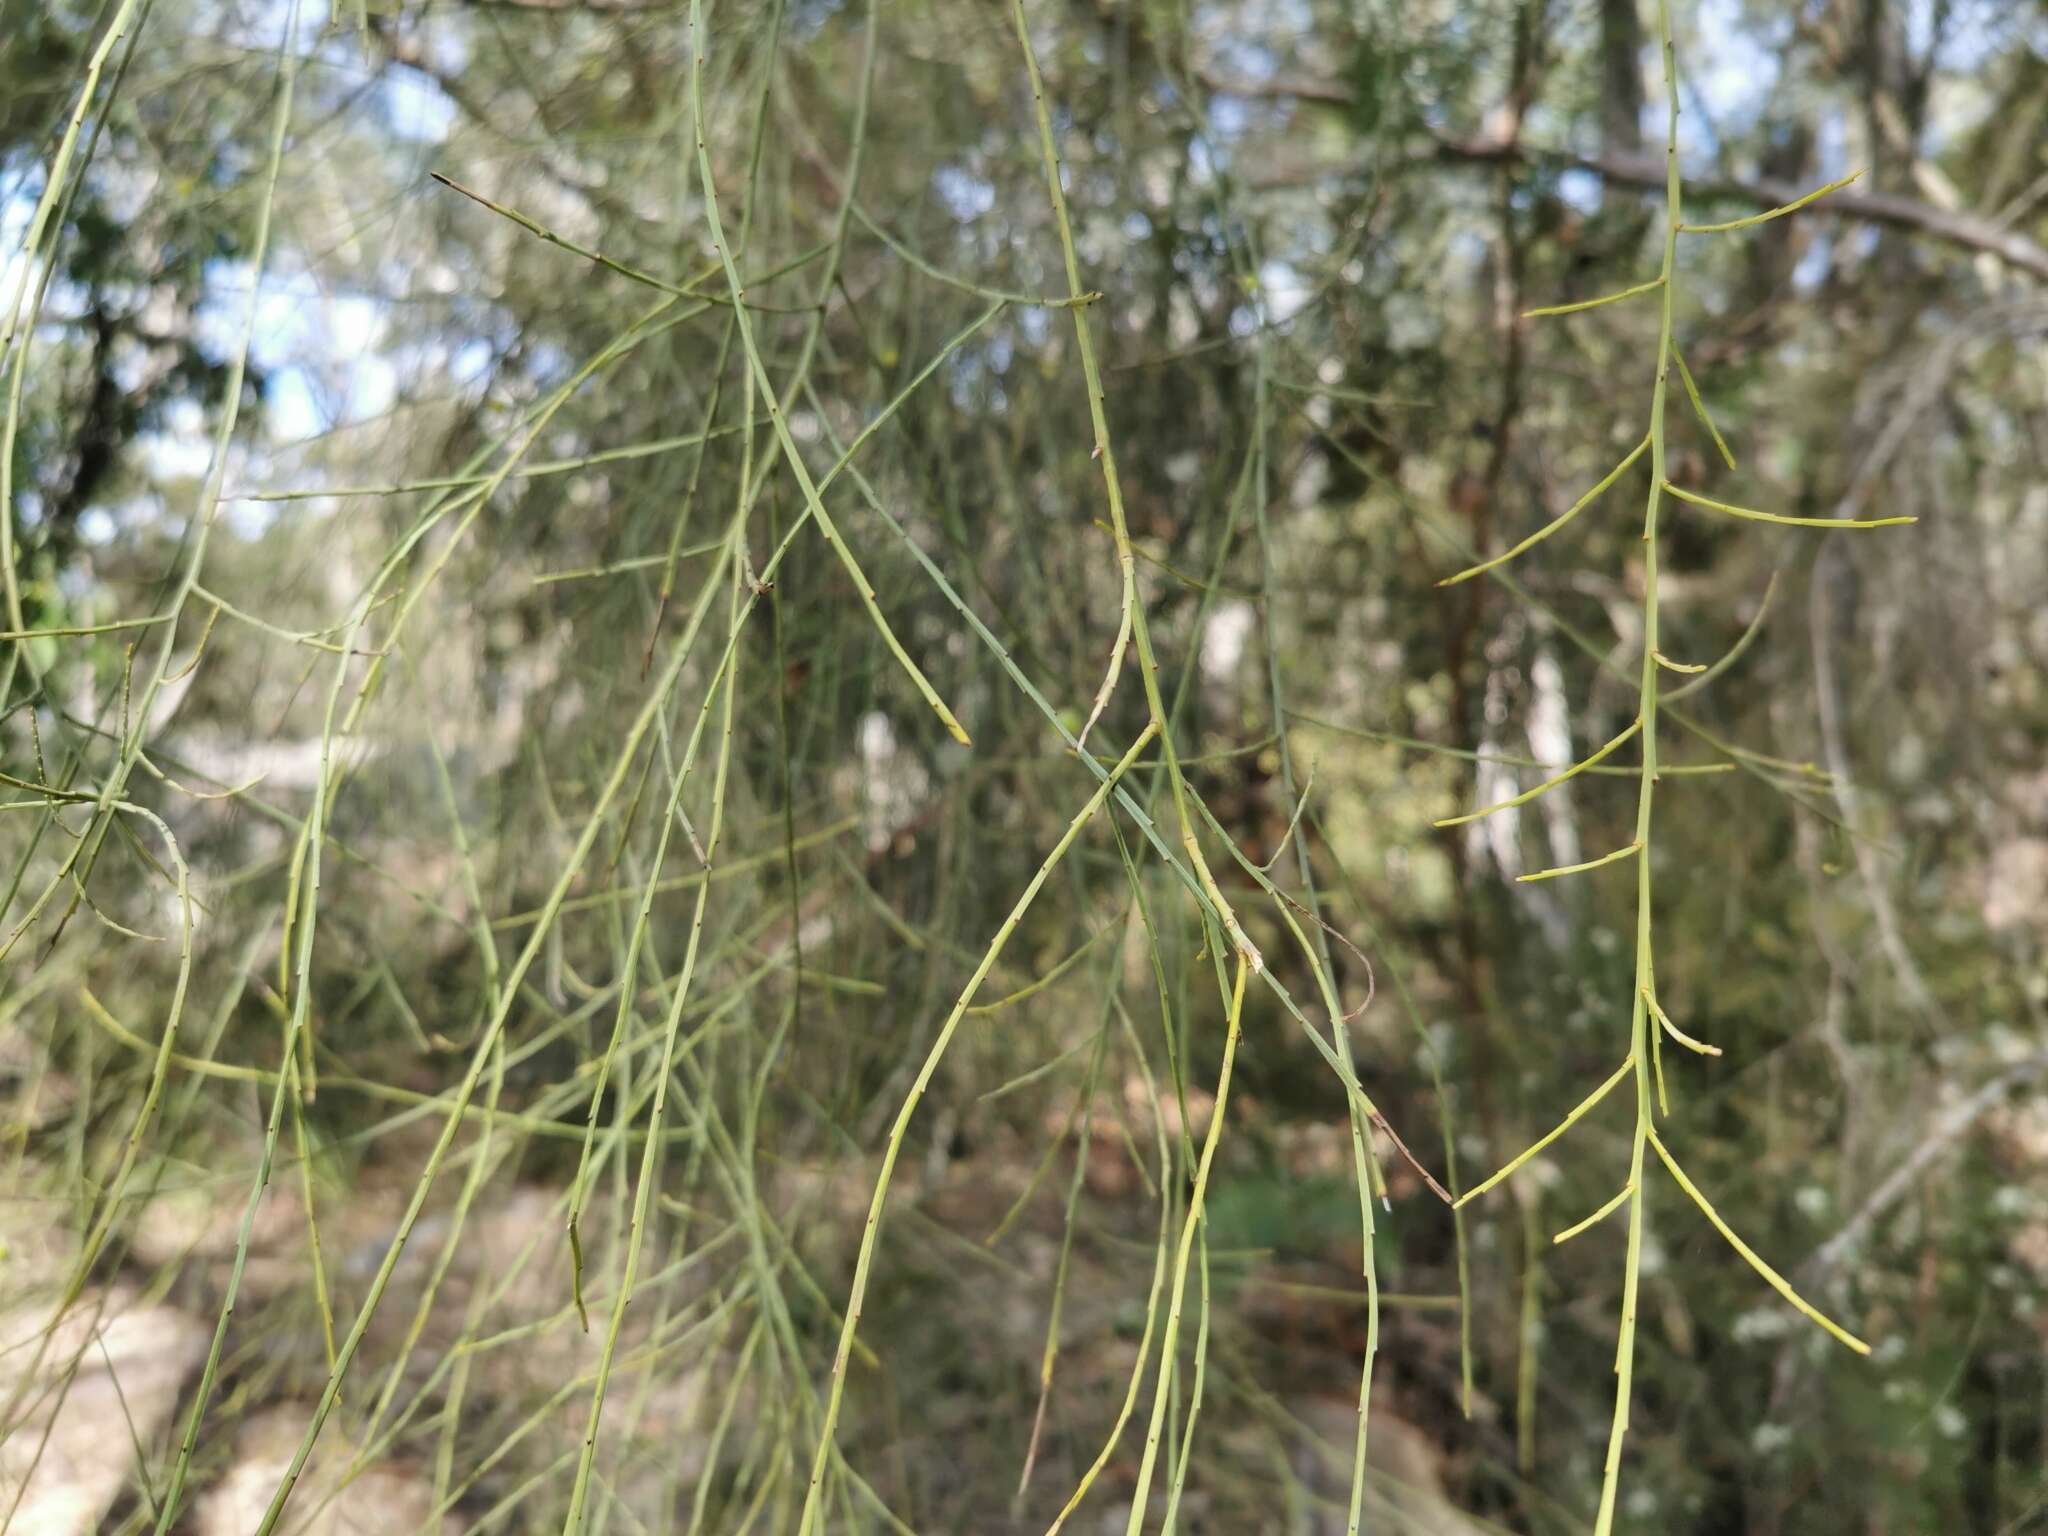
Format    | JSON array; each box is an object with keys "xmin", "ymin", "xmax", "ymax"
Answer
[{"xmin": 1595, "ymin": 2, "xmax": 1681, "ymax": 1528}]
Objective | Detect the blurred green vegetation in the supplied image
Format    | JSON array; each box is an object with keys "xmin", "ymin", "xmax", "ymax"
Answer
[{"xmin": 3, "ymin": 1, "xmax": 2046, "ymax": 1533}]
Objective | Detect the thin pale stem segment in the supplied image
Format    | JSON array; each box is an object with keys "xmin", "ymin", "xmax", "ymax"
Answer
[
  {"xmin": 794, "ymin": 722, "xmax": 1159, "ymax": 1536},
  {"xmin": 1664, "ymin": 482, "xmax": 1916, "ymax": 529}
]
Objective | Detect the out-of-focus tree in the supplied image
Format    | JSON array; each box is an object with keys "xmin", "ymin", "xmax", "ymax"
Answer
[{"xmin": 3, "ymin": 2, "xmax": 2045, "ymax": 1534}]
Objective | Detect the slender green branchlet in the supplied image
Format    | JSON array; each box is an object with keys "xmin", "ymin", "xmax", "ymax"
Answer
[
  {"xmin": 1444, "ymin": 12, "xmax": 1901, "ymax": 1530},
  {"xmin": 1679, "ymin": 168, "xmax": 1865, "ymax": 234},
  {"xmin": 1664, "ymin": 481, "xmax": 1917, "ymax": 529},
  {"xmin": 1516, "ymin": 840, "xmax": 1642, "ymax": 882},
  {"xmin": 1438, "ymin": 436, "xmax": 1650, "ymax": 587},
  {"xmin": 1522, "ymin": 275, "xmax": 1666, "ymax": 318}
]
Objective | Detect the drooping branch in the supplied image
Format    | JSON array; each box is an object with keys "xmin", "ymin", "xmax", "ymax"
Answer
[
  {"xmin": 1431, "ymin": 133, "xmax": 2048, "ymax": 282},
  {"xmin": 1196, "ymin": 69, "xmax": 2048, "ymax": 282}
]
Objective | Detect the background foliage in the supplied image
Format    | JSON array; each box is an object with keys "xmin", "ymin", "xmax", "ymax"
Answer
[{"xmin": 4, "ymin": 1, "xmax": 2047, "ymax": 1533}]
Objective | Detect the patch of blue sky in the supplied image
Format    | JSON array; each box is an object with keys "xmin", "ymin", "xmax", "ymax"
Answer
[
  {"xmin": 1814, "ymin": 110, "xmax": 1849, "ymax": 181},
  {"xmin": 1258, "ymin": 258, "xmax": 1313, "ymax": 324},
  {"xmin": 206, "ymin": 0, "xmax": 320, "ymax": 53},
  {"xmin": 1686, "ymin": 0, "xmax": 1786, "ymax": 131},
  {"xmin": 449, "ymin": 337, "xmax": 496, "ymax": 386},
  {"xmin": 1791, "ymin": 234, "xmax": 1833, "ymax": 295},
  {"xmin": 1949, "ymin": 3, "xmax": 2039, "ymax": 70},
  {"xmin": 788, "ymin": 0, "xmax": 849, "ymax": 44},
  {"xmin": 1, "ymin": 186, "xmax": 45, "ymax": 321},
  {"xmin": 379, "ymin": 64, "xmax": 457, "ymax": 145},
  {"xmin": 133, "ymin": 395, "xmax": 222, "ymax": 515},
  {"xmin": 189, "ymin": 258, "xmax": 277, "ymax": 368},
  {"xmin": 1209, "ymin": 95, "xmax": 1250, "ymax": 141},
  {"xmin": 931, "ymin": 165, "xmax": 995, "ymax": 222},
  {"xmin": 265, "ymin": 365, "xmax": 323, "ymax": 442},
  {"xmin": 1558, "ymin": 169, "xmax": 1605, "ymax": 215},
  {"xmin": 263, "ymin": 343, "xmax": 399, "ymax": 446},
  {"xmin": 1198, "ymin": 0, "xmax": 1315, "ymax": 83},
  {"xmin": 1910, "ymin": 0, "xmax": 2016, "ymax": 72},
  {"xmin": 183, "ymin": 249, "xmax": 407, "ymax": 453}
]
